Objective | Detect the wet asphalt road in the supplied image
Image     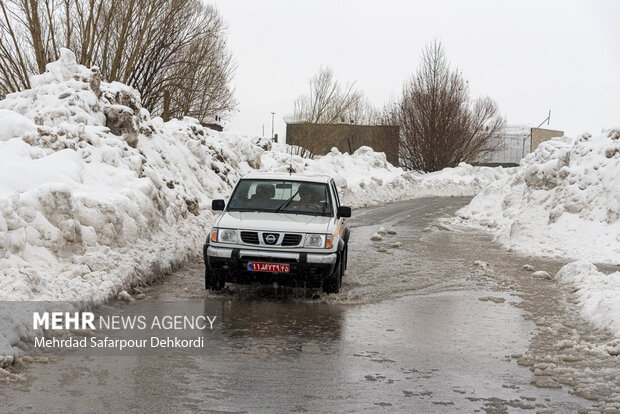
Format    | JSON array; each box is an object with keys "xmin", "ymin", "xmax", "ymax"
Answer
[{"xmin": 2, "ymin": 197, "xmax": 620, "ymax": 413}]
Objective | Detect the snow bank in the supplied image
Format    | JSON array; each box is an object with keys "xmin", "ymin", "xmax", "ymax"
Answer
[
  {"xmin": 0, "ymin": 52, "xmax": 252, "ymax": 304},
  {"xmin": 555, "ymin": 261, "xmax": 620, "ymax": 338},
  {"xmin": 263, "ymin": 146, "xmax": 505, "ymax": 208},
  {"xmin": 456, "ymin": 130, "xmax": 620, "ymax": 264},
  {"xmin": 0, "ymin": 49, "xmax": 500, "ymax": 359}
]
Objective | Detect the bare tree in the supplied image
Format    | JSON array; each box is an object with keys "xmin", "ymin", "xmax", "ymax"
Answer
[
  {"xmin": 292, "ymin": 66, "xmax": 379, "ymax": 154},
  {"xmin": 0, "ymin": 1, "xmax": 34, "ymax": 94},
  {"xmin": 347, "ymin": 96, "xmax": 381, "ymax": 125},
  {"xmin": 0, "ymin": 0, "xmax": 236, "ymax": 123},
  {"xmin": 387, "ymin": 40, "xmax": 504, "ymax": 171},
  {"xmin": 153, "ymin": 4, "xmax": 236, "ymax": 122},
  {"xmin": 293, "ymin": 66, "xmax": 364, "ymax": 124}
]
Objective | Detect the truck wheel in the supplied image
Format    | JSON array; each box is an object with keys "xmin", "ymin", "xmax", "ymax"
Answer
[
  {"xmin": 205, "ymin": 268, "xmax": 225, "ymax": 291},
  {"xmin": 322, "ymin": 253, "xmax": 343, "ymax": 294}
]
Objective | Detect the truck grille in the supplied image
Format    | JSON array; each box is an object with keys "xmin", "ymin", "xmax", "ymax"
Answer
[
  {"xmin": 282, "ymin": 234, "xmax": 302, "ymax": 246},
  {"xmin": 239, "ymin": 231, "xmax": 303, "ymax": 246},
  {"xmin": 240, "ymin": 231, "xmax": 259, "ymax": 244}
]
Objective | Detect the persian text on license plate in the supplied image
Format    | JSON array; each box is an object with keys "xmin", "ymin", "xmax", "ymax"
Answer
[{"xmin": 247, "ymin": 262, "xmax": 290, "ymax": 273}]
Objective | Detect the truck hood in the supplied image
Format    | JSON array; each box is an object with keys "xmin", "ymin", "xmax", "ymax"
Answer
[{"xmin": 215, "ymin": 211, "xmax": 333, "ymax": 234}]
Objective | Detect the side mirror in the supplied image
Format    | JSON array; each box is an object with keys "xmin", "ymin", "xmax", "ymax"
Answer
[
  {"xmin": 212, "ymin": 199, "xmax": 225, "ymax": 211},
  {"xmin": 337, "ymin": 206, "xmax": 351, "ymax": 218}
]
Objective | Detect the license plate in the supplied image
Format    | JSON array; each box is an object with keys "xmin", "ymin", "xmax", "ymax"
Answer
[{"xmin": 247, "ymin": 262, "xmax": 290, "ymax": 273}]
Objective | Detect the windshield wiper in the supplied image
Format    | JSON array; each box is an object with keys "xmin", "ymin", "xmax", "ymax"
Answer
[{"xmin": 275, "ymin": 189, "xmax": 300, "ymax": 213}]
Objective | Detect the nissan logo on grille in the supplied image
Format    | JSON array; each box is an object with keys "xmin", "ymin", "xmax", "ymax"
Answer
[{"xmin": 264, "ymin": 233, "xmax": 278, "ymax": 245}]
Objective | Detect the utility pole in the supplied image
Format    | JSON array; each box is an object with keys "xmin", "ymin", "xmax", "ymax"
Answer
[{"xmin": 271, "ymin": 112, "xmax": 275, "ymax": 141}]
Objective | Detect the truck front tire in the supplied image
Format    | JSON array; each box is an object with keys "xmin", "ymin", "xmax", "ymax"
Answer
[
  {"xmin": 322, "ymin": 251, "xmax": 344, "ymax": 294},
  {"xmin": 205, "ymin": 268, "xmax": 225, "ymax": 291}
]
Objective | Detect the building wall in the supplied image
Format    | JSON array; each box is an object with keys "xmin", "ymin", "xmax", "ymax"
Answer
[
  {"xmin": 285, "ymin": 123, "xmax": 400, "ymax": 166},
  {"xmin": 531, "ymin": 128, "xmax": 564, "ymax": 151}
]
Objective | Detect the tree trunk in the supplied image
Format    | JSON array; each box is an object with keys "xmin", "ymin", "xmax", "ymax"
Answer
[
  {"xmin": 162, "ymin": 89, "xmax": 170, "ymax": 121},
  {"xmin": 25, "ymin": 0, "xmax": 47, "ymax": 73}
]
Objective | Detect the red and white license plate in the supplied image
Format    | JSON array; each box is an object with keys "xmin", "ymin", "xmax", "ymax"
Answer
[{"xmin": 247, "ymin": 262, "xmax": 290, "ymax": 273}]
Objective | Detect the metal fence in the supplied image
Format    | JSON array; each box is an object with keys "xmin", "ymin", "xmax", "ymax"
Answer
[{"xmin": 477, "ymin": 128, "xmax": 531, "ymax": 166}]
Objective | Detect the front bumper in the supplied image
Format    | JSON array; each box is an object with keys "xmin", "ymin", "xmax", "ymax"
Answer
[{"xmin": 204, "ymin": 245, "xmax": 337, "ymax": 287}]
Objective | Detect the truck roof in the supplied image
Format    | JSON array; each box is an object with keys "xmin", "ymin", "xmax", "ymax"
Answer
[{"xmin": 241, "ymin": 172, "xmax": 332, "ymax": 184}]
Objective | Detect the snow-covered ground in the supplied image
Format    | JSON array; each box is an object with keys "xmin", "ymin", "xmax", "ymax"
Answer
[
  {"xmin": 455, "ymin": 129, "xmax": 620, "ymax": 337},
  {"xmin": 0, "ymin": 50, "xmax": 503, "ymax": 358}
]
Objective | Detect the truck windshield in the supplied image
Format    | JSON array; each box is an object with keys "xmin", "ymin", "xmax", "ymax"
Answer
[{"xmin": 227, "ymin": 179, "xmax": 333, "ymax": 216}]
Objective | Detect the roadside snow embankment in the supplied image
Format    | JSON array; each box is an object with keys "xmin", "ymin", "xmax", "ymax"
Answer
[
  {"xmin": 0, "ymin": 49, "xmax": 499, "ymax": 358},
  {"xmin": 456, "ymin": 129, "xmax": 620, "ymax": 339},
  {"xmin": 555, "ymin": 261, "xmax": 620, "ymax": 340},
  {"xmin": 0, "ymin": 50, "xmax": 253, "ymax": 306},
  {"xmin": 456, "ymin": 130, "xmax": 620, "ymax": 264}
]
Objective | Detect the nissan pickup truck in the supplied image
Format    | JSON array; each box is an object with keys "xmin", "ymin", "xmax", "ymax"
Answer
[{"xmin": 203, "ymin": 173, "xmax": 351, "ymax": 293}]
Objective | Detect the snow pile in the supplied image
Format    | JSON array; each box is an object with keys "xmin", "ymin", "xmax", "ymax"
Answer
[
  {"xmin": 555, "ymin": 261, "xmax": 620, "ymax": 338},
  {"xmin": 0, "ymin": 109, "xmax": 36, "ymax": 142},
  {"xmin": 0, "ymin": 50, "xmax": 257, "ymax": 304},
  {"xmin": 263, "ymin": 146, "xmax": 506, "ymax": 208},
  {"xmin": 0, "ymin": 49, "xmax": 501, "ymax": 358},
  {"xmin": 456, "ymin": 130, "xmax": 620, "ymax": 263}
]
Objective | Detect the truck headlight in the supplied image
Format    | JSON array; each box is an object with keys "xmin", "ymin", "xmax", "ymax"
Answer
[
  {"xmin": 304, "ymin": 234, "xmax": 333, "ymax": 248},
  {"xmin": 217, "ymin": 228, "xmax": 237, "ymax": 243}
]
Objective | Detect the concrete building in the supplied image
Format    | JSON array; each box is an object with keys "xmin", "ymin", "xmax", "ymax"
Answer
[{"xmin": 531, "ymin": 127, "xmax": 564, "ymax": 152}]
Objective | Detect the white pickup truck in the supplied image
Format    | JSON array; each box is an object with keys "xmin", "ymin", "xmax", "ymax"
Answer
[{"xmin": 203, "ymin": 173, "xmax": 351, "ymax": 293}]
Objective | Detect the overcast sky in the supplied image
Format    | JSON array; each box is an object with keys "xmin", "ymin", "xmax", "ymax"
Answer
[{"xmin": 211, "ymin": 0, "xmax": 619, "ymax": 140}]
